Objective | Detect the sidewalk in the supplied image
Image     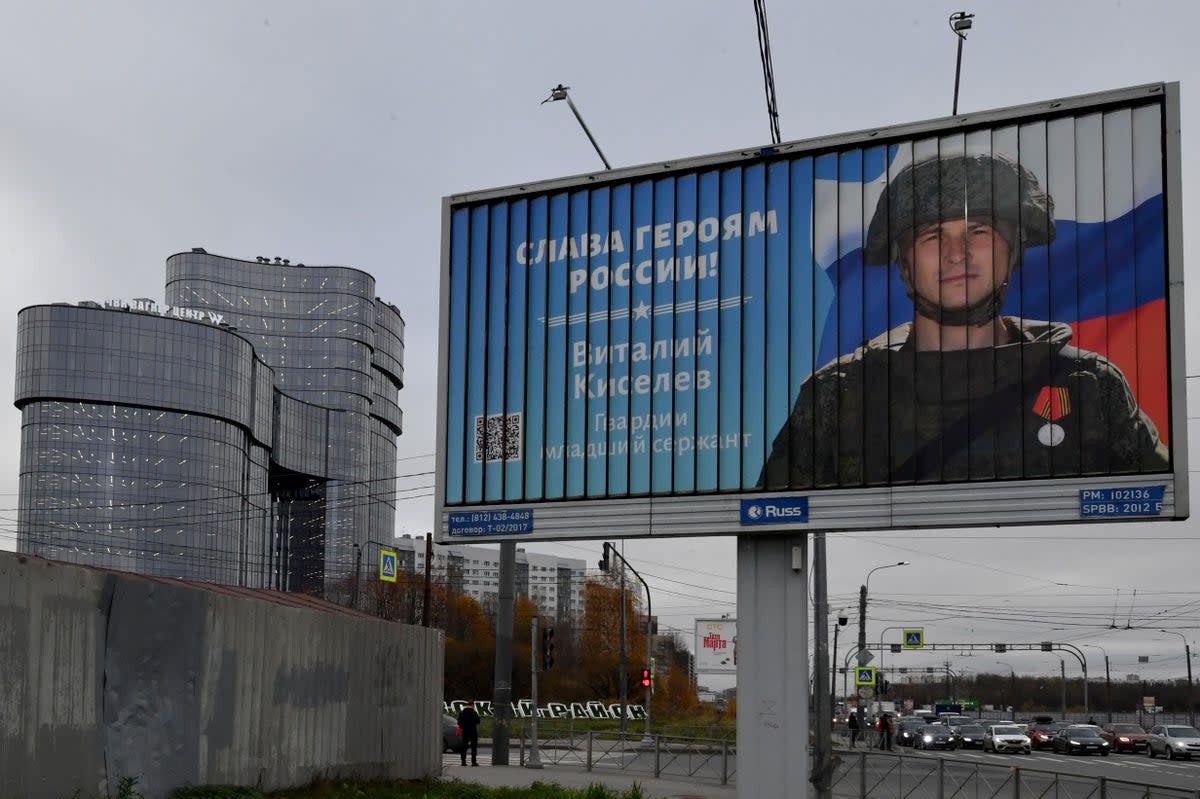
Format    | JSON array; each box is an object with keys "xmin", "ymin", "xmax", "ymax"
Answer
[{"xmin": 440, "ymin": 759, "xmax": 737, "ymax": 799}]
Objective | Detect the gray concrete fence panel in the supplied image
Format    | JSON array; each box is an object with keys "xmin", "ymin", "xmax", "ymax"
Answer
[{"xmin": 0, "ymin": 551, "xmax": 444, "ymax": 799}]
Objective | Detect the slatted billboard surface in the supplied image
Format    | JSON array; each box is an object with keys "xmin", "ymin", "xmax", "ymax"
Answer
[{"xmin": 436, "ymin": 83, "xmax": 1186, "ymax": 542}]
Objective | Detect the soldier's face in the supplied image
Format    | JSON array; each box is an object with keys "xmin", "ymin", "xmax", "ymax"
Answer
[{"xmin": 903, "ymin": 218, "xmax": 1012, "ymax": 312}]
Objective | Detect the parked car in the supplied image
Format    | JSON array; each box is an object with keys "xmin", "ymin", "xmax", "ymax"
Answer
[
  {"xmin": 442, "ymin": 714, "xmax": 465, "ymax": 753},
  {"xmin": 1025, "ymin": 721, "xmax": 1064, "ymax": 750},
  {"xmin": 917, "ymin": 724, "xmax": 957, "ymax": 751},
  {"xmin": 1146, "ymin": 724, "xmax": 1200, "ymax": 760},
  {"xmin": 983, "ymin": 724, "xmax": 1031, "ymax": 754},
  {"xmin": 896, "ymin": 718, "xmax": 928, "ymax": 747},
  {"xmin": 954, "ymin": 724, "xmax": 987, "ymax": 750},
  {"xmin": 1051, "ymin": 725, "xmax": 1111, "ymax": 756},
  {"xmin": 1099, "ymin": 722, "xmax": 1149, "ymax": 753}
]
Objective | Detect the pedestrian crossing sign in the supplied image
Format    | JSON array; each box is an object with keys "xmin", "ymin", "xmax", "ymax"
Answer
[
  {"xmin": 903, "ymin": 629, "xmax": 924, "ymax": 649},
  {"xmin": 855, "ymin": 667, "xmax": 876, "ymax": 686},
  {"xmin": 380, "ymin": 549, "xmax": 398, "ymax": 583}
]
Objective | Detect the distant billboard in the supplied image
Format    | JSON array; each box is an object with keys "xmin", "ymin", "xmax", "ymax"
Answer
[
  {"xmin": 436, "ymin": 83, "xmax": 1187, "ymax": 542},
  {"xmin": 695, "ymin": 619, "xmax": 737, "ymax": 674}
]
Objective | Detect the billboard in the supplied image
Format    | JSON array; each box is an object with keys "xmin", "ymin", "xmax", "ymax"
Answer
[
  {"xmin": 695, "ymin": 619, "xmax": 737, "ymax": 674},
  {"xmin": 436, "ymin": 83, "xmax": 1187, "ymax": 542}
]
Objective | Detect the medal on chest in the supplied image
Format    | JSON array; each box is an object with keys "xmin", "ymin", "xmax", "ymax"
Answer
[{"xmin": 1032, "ymin": 386, "xmax": 1070, "ymax": 447}]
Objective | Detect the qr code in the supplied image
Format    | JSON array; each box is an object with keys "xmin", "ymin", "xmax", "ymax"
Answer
[{"xmin": 473, "ymin": 412, "xmax": 522, "ymax": 463}]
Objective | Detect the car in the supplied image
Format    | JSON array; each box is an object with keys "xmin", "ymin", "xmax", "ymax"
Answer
[
  {"xmin": 442, "ymin": 714, "xmax": 465, "ymax": 753},
  {"xmin": 954, "ymin": 724, "xmax": 987, "ymax": 750},
  {"xmin": 1050, "ymin": 725, "xmax": 1111, "ymax": 756},
  {"xmin": 896, "ymin": 717, "xmax": 929, "ymax": 747},
  {"xmin": 917, "ymin": 724, "xmax": 957, "ymax": 750},
  {"xmin": 1025, "ymin": 721, "xmax": 1064, "ymax": 750},
  {"xmin": 984, "ymin": 724, "xmax": 1032, "ymax": 754},
  {"xmin": 1099, "ymin": 723, "xmax": 1149, "ymax": 753},
  {"xmin": 1146, "ymin": 724, "xmax": 1200, "ymax": 760}
]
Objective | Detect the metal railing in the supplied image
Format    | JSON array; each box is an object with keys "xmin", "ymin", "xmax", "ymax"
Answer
[
  {"xmin": 512, "ymin": 724, "xmax": 1200, "ymax": 798},
  {"xmin": 516, "ymin": 725, "xmax": 737, "ymax": 785},
  {"xmin": 828, "ymin": 748, "xmax": 1200, "ymax": 799}
]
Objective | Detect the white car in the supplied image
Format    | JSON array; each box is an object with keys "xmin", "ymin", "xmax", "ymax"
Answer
[
  {"xmin": 1146, "ymin": 724, "xmax": 1200, "ymax": 760},
  {"xmin": 984, "ymin": 724, "xmax": 1032, "ymax": 754}
]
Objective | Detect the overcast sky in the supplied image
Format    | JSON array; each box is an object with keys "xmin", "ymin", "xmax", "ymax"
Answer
[{"xmin": 4, "ymin": 1, "xmax": 1199, "ymax": 693}]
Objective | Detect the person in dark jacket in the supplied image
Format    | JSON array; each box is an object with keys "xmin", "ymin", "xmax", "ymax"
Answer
[
  {"xmin": 760, "ymin": 152, "xmax": 1168, "ymax": 489},
  {"xmin": 847, "ymin": 711, "xmax": 860, "ymax": 748},
  {"xmin": 457, "ymin": 702, "xmax": 482, "ymax": 766}
]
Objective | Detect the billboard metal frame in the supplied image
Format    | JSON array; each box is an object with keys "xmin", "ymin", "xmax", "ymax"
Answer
[{"xmin": 435, "ymin": 82, "xmax": 1187, "ymax": 543}]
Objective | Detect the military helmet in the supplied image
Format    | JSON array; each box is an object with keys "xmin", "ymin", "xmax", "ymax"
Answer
[{"xmin": 863, "ymin": 152, "xmax": 1056, "ymax": 266}]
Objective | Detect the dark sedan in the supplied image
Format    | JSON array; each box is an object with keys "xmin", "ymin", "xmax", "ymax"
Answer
[
  {"xmin": 1100, "ymin": 722, "xmax": 1148, "ymax": 753},
  {"xmin": 442, "ymin": 714, "xmax": 465, "ymax": 753},
  {"xmin": 954, "ymin": 724, "xmax": 987, "ymax": 750},
  {"xmin": 1051, "ymin": 725, "xmax": 1110, "ymax": 756},
  {"xmin": 896, "ymin": 718, "xmax": 929, "ymax": 747},
  {"xmin": 1026, "ymin": 721, "xmax": 1064, "ymax": 750},
  {"xmin": 917, "ymin": 725, "xmax": 957, "ymax": 751}
]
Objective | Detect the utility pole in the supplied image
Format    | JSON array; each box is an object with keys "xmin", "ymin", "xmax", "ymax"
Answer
[
  {"xmin": 619, "ymin": 554, "xmax": 628, "ymax": 733},
  {"xmin": 812, "ymin": 533, "xmax": 832, "ymax": 799},
  {"xmin": 491, "ymin": 542, "xmax": 515, "ymax": 765}
]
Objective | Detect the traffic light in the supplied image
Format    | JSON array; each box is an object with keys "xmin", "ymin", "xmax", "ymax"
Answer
[
  {"xmin": 640, "ymin": 667, "xmax": 652, "ymax": 688},
  {"xmin": 599, "ymin": 542, "xmax": 611, "ymax": 572},
  {"xmin": 541, "ymin": 626, "xmax": 556, "ymax": 671}
]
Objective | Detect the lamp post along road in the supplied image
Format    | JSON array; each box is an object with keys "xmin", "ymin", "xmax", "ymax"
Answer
[
  {"xmin": 1161, "ymin": 630, "xmax": 1194, "ymax": 726},
  {"xmin": 1080, "ymin": 644, "xmax": 1112, "ymax": 723},
  {"xmin": 856, "ymin": 562, "xmax": 909, "ymax": 732}
]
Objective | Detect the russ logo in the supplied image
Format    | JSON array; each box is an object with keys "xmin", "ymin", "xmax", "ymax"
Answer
[{"xmin": 740, "ymin": 497, "xmax": 808, "ymax": 526}]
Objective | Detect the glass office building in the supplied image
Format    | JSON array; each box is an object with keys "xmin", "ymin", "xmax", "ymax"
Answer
[{"xmin": 14, "ymin": 251, "xmax": 404, "ymax": 597}]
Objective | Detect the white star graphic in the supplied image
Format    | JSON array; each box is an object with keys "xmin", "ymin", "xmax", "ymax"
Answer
[{"xmin": 632, "ymin": 301, "xmax": 651, "ymax": 320}]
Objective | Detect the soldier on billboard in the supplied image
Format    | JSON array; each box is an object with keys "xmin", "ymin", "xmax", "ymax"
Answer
[{"xmin": 759, "ymin": 152, "xmax": 1168, "ymax": 488}]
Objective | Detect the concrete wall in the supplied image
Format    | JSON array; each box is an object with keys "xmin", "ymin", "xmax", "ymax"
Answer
[{"xmin": 0, "ymin": 551, "xmax": 444, "ymax": 799}]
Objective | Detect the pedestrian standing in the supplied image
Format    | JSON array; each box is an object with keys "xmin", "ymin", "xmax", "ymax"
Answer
[
  {"xmin": 457, "ymin": 702, "xmax": 481, "ymax": 766},
  {"xmin": 848, "ymin": 712, "xmax": 860, "ymax": 748}
]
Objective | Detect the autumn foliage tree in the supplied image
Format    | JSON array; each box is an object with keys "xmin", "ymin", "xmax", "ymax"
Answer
[{"xmin": 579, "ymin": 577, "xmax": 648, "ymax": 701}]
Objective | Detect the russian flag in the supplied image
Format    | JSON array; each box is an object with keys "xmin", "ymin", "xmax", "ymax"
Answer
[{"xmin": 810, "ymin": 110, "xmax": 1170, "ymax": 443}]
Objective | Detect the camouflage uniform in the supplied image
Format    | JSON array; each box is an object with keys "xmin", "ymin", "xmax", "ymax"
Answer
[{"xmin": 758, "ymin": 317, "xmax": 1169, "ymax": 489}]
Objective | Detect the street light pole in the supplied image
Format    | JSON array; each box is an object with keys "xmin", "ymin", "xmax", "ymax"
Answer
[
  {"xmin": 948, "ymin": 11, "xmax": 975, "ymax": 116},
  {"xmin": 1161, "ymin": 629, "xmax": 1195, "ymax": 726},
  {"xmin": 1080, "ymin": 644, "xmax": 1112, "ymax": 723},
  {"xmin": 1058, "ymin": 658, "xmax": 1067, "ymax": 720},
  {"xmin": 856, "ymin": 562, "xmax": 910, "ymax": 732}
]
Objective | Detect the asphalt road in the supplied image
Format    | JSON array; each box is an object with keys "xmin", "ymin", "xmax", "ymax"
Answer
[{"xmin": 842, "ymin": 745, "xmax": 1200, "ymax": 794}]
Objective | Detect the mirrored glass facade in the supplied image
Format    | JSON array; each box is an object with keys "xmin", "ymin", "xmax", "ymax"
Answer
[{"xmin": 16, "ymin": 252, "xmax": 405, "ymax": 598}]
